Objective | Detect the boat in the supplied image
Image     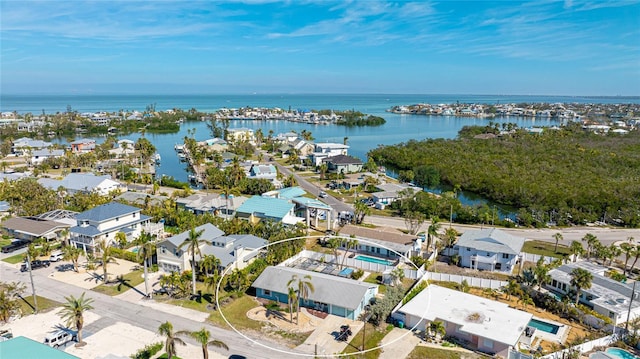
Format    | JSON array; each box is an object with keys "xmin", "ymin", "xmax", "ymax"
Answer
[
  {"xmin": 174, "ymin": 144, "xmax": 185, "ymax": 152},
  {"xmin": 153, "ymin": 153, "xmax": 161, "ymax": 163},
  {"xmin": 178, "ymin": 153, "xmax": 186, "ymax": 161}
]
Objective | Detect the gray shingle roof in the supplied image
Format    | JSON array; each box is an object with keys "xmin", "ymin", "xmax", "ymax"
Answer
[
  {"xmin": 456, "ymin": 228, "xmax": 525, "ymax": 255},
  {"xmin": 75, "ymin": 202, "xmax": 141, "ymax": 222},
  {"xmin": 164, "ymin": 223, "xmax": 225, "ymax": 248},
  {"xmin": 252, "ymin": 266, "xmax": 376, "ymax": 310}
]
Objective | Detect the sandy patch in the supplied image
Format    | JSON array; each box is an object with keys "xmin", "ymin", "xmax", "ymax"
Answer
[
  {"xmin": 49, "ymin": 258, "xmax": 142, "ymax": 290},
  {"xmin": 246, "ymin": 306, "xmax": 319, "ymax": 332},
  {"xmin": 0, "ymin": 308, "xmax": 100, "ymax": 343}
]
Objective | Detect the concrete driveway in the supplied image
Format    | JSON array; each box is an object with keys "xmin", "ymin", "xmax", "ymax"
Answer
[
  {"xmin": 295, "ymin": 311, "xmax": 363, "ymax": 357},
  {"xmin": 378, "ymin": 328, "xmax": 422, "ymax": 359}
]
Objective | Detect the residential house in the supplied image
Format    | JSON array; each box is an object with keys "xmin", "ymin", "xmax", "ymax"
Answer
[
  {"xmin": 38, "ymin": 173, "xmax": 125, "ymax": 195},
  {"xmin": 263, "ymin": 187, "xmax": 332, "ymax": 230},
  {"xmin": 69, "ymin": 202, "xmax": 152, "ymax": 251},
  {"xmin": 322, "ymin": 154, "xmax": 363, "ymax": 174},
  {"xmin": 227, "ymin": 128, "xmax": 255, "ymax": 143},
  {"xmin": 175, "ymin": 192, "xmax": 247, "ymax": 218},
  {"xmin": 546, "ymin": 261, "xmax": 640, "ymax": 325},
  {"xmin": 12, "ymin": 137, "xmax": 52, "ymax": 156},
  {"xmin": 337, "ymin": 224, "xmax": 423, "ymax": 260},
  {"xmin": 235, "ymin": 195, "xmax": 303, "ymax": 226},
  {"xmin": 2, "ymin": 216, "xmax": 71, "ymax": 242},
  {"xmin": 371, "ymin": 183, "xmax": 418, "ymax": 206},
  {"xmin": 198, "ymin": 138, "xmax": 228, "ymax": 152},
  {"xmin": 156, "ymin": 223, "xmax": 267, "ymax": 273},
  {"xmin": 395, "ymin": 284, "xmax": 532, "ymax": 357},
  {"xmin": 70, "ymin": 139, "xmax": 96, "ymax": 153},
  {"xmin": 253, "ymin": 266, "xmax": 378, "ymax": 320},
  {"xmin": 248, "ymin": 164, "xmax": 278, "ymax": 182},
  {"xmin": 453, "ymin": 228, "xmax": 525, "ymax": 273},
  {"xmin": 310, "ymin": 142, "xmax": 349, "ymax": 166},
  {"xmin": 0, "ymin": 336, "xmax": 81, "ymax": 359},
  {"xmin": 30, "ymin": 149, "xmax": 65, "ymax": 166},
  {"xmin": 108, "ymin": 139, "xmax": 135, "ymax": 158}
]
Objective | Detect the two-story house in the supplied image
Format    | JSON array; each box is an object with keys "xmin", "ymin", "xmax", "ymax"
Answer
[
  {"xmin": 454, "ymin": 228, "xmax": 525, "ymax": 273},
  {"xmin": 310, "ymin": 142, "xmax": 349, "ymax": 166},
  {"xmin": 322, "ymin": 154, "xmax": 363, "ymax": 174},
  {"xmin": 38, "ymin": 173, "xmax": 125, "ymax": 195},
  {"xmin": 156, "ymin": 223, "xmax": 267, "ymax": 273},
  {"xmin": 70, "ymin": 202, "xmax": 152, "ymax": 252},
  {"xmin": 235, "ymin": 195, "xmax": 303, "ymax": 226},
  {"xmin": 70, "ymin": 139, "xmax": 96, "ymax": 153}
]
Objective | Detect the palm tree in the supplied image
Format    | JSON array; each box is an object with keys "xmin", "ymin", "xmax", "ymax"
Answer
[
  {"xmin": 287, "ymin": 286, "xmax": 298, "ymax": 324},
  {"xmin": 504, "ymin": 279, "xmax": 521, "ymax": 300},
  {"xmin": 96, "ymin": 239, "xmax": 117, "ymax": 284},
  {"xmin": 569, "ymin": 241, "xmax": 584, "ymax": 261},
  {"xmin": 200, "ymin": 255, "xmax": 221, "ymax": 277},
  {"xmin": 179, "ymin": 227, "xmax": 206, "ymax": 296},
  {"xmin": 608, "ymin": 244, "xmax": 622, "ymax": 267},
  {"xmin": 319, "ymin": 163, "xmax": 328, "ymax": 180},
  {"xmin": 59, "ymin": 292, "xmax": 94, "ymax": 346},
  {"xmin": 582, "ymin": 233, "xmax": 599, "ymax": 259},
  {"xmin": 631, "ymin": 245, "xmax": 640, "ymax": 275},
  {"xmin": 429, "ymin": 321, "xmax": 446, "ymax": 339},
  {"xmin": 553, "ymin": 232, "xmax": 563, "ymax": 253},
  {"xmin": 158, "ymin": 321, "xmax": 185, "ymax": 359},
  {"xmin": 621, "ymin": 242, "xmax": 634, "ymax": 275},
  {"xmin": 569, "ymin": 268, "xmax": 593, "ymax": 305},
  {"xmin": 287, "ymin": 274, "xmax": 314, "ymax": 324},
  {"xmin": 444, "ymin": 228, "xmax": 457, "ymax": 247},
  {"xmin": 63, "ymin": 245, "xmax": 82, "ymax": 272},
  {"xmin": 427, "ymin": 217, "xmax": 441, "ymax": 252},
  {"xmin": 177, "ymin": 327, "xmax": 228, "ymax": 359},
  {"xmin": 135, "ymin": 231, "xmax": 156, "ymax": 298},
  {"xmin": 339, "ymin": 238, "xmax": 358, "ymax": 270},
  {"xmin": 389, "ymin": 267, "xmax": 405, "ymax": 286}
]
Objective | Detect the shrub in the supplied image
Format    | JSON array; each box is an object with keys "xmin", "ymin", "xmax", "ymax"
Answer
[
  {"xmin": 130, "ymin": 341, "xmax": 162, "ymax": 359},
  {"xmin": 351, "ymin": 269, "xmax": 364, "ymax": 280},
  {"xmin": 110, "ymin": 247, "xmax": 141, "ymax": 263}
]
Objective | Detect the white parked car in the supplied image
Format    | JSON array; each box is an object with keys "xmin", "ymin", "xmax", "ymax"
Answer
[
  {"xmin": 44, "ymin": 329, "xmax": 76, "ymax": 348},
  {"xmin": 49, "ymin": 251, "xmax": 64, "ymax": 262}
]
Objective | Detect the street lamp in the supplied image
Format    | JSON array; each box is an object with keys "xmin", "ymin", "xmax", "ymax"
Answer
[{"xmin": 362, "ymin": 305, "xmax": 372, "ymax": 351}]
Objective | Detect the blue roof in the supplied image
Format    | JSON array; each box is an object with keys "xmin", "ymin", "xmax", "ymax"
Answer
[
  {"xmin": 292, "ymin": 197, "xmax": 332, "ymax": 210},
  {"xmin": 0, "ymin": 336, "xmax": 80, "ymax": 359},
  {"xmin": 236, "ymin": 196, "xmax": 294, "ymax": 220},
  {"xmin": 75, "ymin": 202, "xmax": 141, "ymax": 222},
  {"xmin": 0, "ymin": 201, "xmax": 10, "ymax": 212},
  {"xmin": 276, "ymin": 186, "xmax": 306, "ymax": 199}
]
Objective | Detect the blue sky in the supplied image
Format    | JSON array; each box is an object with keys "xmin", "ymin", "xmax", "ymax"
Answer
[{"xmin": 1, "ymin": 1, "xmax": 639, "ymax": 95}]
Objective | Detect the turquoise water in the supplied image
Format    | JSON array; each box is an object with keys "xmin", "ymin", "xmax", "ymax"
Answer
[
  {"xmin": 355, "ymin": 255, "xmax": 394, "ymax": 266},
  {"xmin": 528, "ymin": 318, "xmax": 560, "ymax": 334},
  {"xmin": 606, "ymin": 348, "xmax": 640, "ymax": 359}
]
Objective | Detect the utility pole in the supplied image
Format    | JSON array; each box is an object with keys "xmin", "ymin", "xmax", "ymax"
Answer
[
  {"xmin": 26, "ymin": 252, "xmax": 38, "ymax": 313},
  {"xmin": 625, "ymin": 280, "xmax": 637, "ymax": 333}
]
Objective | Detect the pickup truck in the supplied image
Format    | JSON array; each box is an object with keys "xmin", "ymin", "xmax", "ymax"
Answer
[
  {"xmin": 1, "ymin": 240, "xmax": 29, "ymax": 253},
  {"xmin": 20, "ymin": 260, "xmax": 50, "ymax": 272}
]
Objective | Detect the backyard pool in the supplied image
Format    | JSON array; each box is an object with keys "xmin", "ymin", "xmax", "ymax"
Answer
[
  {"xmin": 606, "ymin": 348, "xmax": 640, "ymax": 359},
  {"xmin": 354, "ymin": 255, "xmax": 394, "ymax": 266},
  {"xmin": 528, "ymin": 318, "xmax": 560, "ymax": 334},
  {"xmin": 338, "ymin": 268, "xmax": 354, "ymax": 277}
]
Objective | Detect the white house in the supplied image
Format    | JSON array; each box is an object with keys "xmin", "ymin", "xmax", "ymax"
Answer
[
  {"xmin": 309, "ymin": 143, "xmax": 349, "ymax": 166},
  {"xmin": 38, "ymin": 173, "xmax": 125, "ymax": 195},
  {"xmin": 227, "ymin": 128, "xmax": 254, "ymax": 143},
  {"xmin": 546, "ymin": 261, "xmax": 640, "ymax": 326},
  {"xmin": 30, "ymin": 149, "xmax": 65, "ymax": 165},
  {"xmin": 395, "ymin": 284, "xmax": 532, "ymax": 357},
  {"xmin": 454, "ymin": 228, "xmax": 525, "ymax": 273},
  {"xmin": 156, "ymin": 223, "xmax": 267, "ymax": 273},
  {"xmin": 70, "ymin": 202, "xmax": 152, "ymax": 251}
]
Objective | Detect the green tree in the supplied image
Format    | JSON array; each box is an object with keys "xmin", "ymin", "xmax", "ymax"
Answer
[
  {"xmin": 570, "ymin": 241, "xmax": 585, "ymax": 260},
  {"xmin": 63, "ymin": 245, "xmax": 82, "ymax": 272},
  {"xmin": 97, "ymin": 239, "xmax": 117, "ymax": 284},
  {"xmin": 353, "ymin": 200, "xmax": 371, "ymax": 225},
  {"xmin": 427, "ymin": 217, "xmax": 441, "ymax": 252},
  {"xmin": 621, "ymin": 242, "xmax": 635, "ymax": 275},
  {"xmin": 569, "ymin": 267, "xmax": 593, "ymax": 305},
  {"xmin": 0, "ymin": 281, "xmax": 25, "ymax": 322},
  {"xmin": 179, "ymin": 228, "xmax": 206, "ymax": 297},
  {"xmin": 553, "ymin": 232, "xmax": 563, "ymax": 253},
  {"xmin": 177, "ymin": 327, "xmax": 228, "ymax": 359},
  {"xmin": 158, "ymin": 321, "xmax": 185, "ymax": 359},
  {"xmin": 287, "ymin": 286, "xmax": 298, "ymax": 324},
  {"xmin": 59, "ymin": 292, "xmax": 94, "ymax": 346},
  {"xmin": 429, "ymin": 321, "xmax": 446, "ymax": 339},
  {"xmin": 135, "ymin": 231, "xmax": 156, "ymax": 298},
  {"xmin": 287, "ymin": 274, "xmax": 314, "ymax": 324}
]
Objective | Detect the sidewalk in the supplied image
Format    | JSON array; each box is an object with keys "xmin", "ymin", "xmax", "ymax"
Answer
[{"xmin": 378, "ymin": 328, "xmax": 422, "ymax": 359}]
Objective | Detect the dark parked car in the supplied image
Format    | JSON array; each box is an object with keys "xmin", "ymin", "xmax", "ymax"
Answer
[
  {"xmin": 1, "ymin": 240, "xmax": 29, "ymax": 253},
  {"xmin": 20, "ymin": 260, "xmax": 50, "ymax": 272}
]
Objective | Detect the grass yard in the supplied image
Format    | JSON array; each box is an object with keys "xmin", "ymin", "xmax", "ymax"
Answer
[
  {"xmin": 0, "ymin": 237, "xmax": 12, "ymax": 247},
  {"xmin": 208, "ymin": 295, "xmax": 264, "ymax": 331},
  {"xmin": 407, "ymin": 346, "xmax": 468, "ymax": 359},
  {"xmin": 18, "ymin": 295, "xmax": 60, "ymax": 316},
  {"xmin": 91, "ymin": 269, "xmax": 145, "ymax": 296},
  {"xmin": 522, "ymin": 240, "xmax": 571, "ymax": 259},
  {"xmin": 363, "ymin": 272, "xmax": 387, "ymax": 294},
  {"xmin": 2, "ymin": 253, "xmax": 25, "ymax": 264},
  {"xmin": 342, "ymin": 323, "xmax": 393, "ymax": 358}
]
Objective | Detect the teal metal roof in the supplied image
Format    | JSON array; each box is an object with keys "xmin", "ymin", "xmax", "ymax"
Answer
[
  {"xmin": 0, "ymin": 336, "xmax": 80, "ymax": 359},
  {"xmin": 237, "ymin": 196, "xmax": 294, "ymax": 220},
  {"xmin": 292, "ymin": 197, "xmax": 332, "ymax": 210},
  {"xmin": 277, "ymin": 186, "xmax": 306, "ymax": 199}
]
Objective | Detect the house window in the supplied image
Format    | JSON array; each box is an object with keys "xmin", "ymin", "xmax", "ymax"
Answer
[
  {"xmin": 376, "ymin": 247, "xmax": 380, "ymax": 254},
  {"xmin": 482, "ymin": 338, "xmax": 493, "ymax": 349},
  {"xmin": 133, "ymin": 213, "xmax": 137, "ymax": 218},
  {"xmin": 264, "ymin": 290, "xmax": 271, "ymax": 296},
  {"xmin": 486, "ymin": 252, "xmax": 491, "ymax": 257},
  {"xmin": 466, "ymin": 248, "xmax": 471, "ymax": 251},
  {"xmin": 502, "ymin": 253, "xmax": 509, "ymax": 259},
  {"xmin": 471, "ymin": 260, "xmax": 475, "ymax": 267},
  {"xmin": 116, "ymin": 217, "xmax": 119, "ymax": 222},
  {"xmin": 609, "ymin": 312, "xmax": 616, "ymax": 319},
  {"xmin": 552, "ymin": 279, "xmax": 557, "ymax": 288},
  {"xmin": 495, "ymin": 263, "xmax": 502, "ymax": 270}
]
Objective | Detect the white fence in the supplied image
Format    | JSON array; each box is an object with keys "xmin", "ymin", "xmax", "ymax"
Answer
[
  {"xmin": 423, "ymin": 271, "xmax": 507, "ymax": 290},
  {"xmin": 540, "ymin": 334, "xmax": 617, "ymax": 359}
]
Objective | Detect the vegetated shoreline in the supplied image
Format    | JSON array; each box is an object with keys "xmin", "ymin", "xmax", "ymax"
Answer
[{"xmin": 368, "ymin": 123, "xmax": 640, "ymax": 228}]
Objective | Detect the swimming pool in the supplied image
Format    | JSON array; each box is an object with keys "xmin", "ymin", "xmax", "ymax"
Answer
[
  {"xmin": 528, "ymin": 318, "xmax": 560, "ymax": 334},
  {"xmin": 606, "ymin": 348, "xmax": 640, "ymax": 359},
  {"xmin": 338, "ymin": 268, "xmax": 354, "ymax": 277},
  {"xmin": 354, "ymin": 255, "xmax": 394, "ymax": 266}
]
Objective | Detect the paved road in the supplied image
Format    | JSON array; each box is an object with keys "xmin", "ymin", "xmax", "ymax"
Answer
[{"xmin": 0, "ymin": 262, "xmax": 305, "ymax": 359}]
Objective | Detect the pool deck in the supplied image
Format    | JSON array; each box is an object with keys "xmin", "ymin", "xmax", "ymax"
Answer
[{"xmin": 531, "ymin": 316, "xmax": 569, "ymax": 344}]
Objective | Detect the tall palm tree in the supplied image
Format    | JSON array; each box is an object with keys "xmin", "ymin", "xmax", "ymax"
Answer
[
  {"xmin": 63, "ymin": 245, "xmax": 82, "ymax": 272},
  {"xmin": 630, "ymin": 245, "xmax": 640, "ymax": 275},
  {"xmin": 177, "ymin": 327, "xmax": 228, "ymax": 359},
  {"xmin": 339, "ymin": 238, "xmax": 358, "ymax": 270},
  {"xmin": 287, "ymin": 286, "xmax": 298, "ymax": 324},
  {"xmin": 553, "ymin": 232, "xmax": 563, "ymax": 253},
  {"xmin": 569, "ymin": 241, "xmax": 584, "ymax": 261},
  {"xmin": 427, "ymin": 217, "xmax": 441, "ymax": 252},
  {"xmin": 158, "ymin": 321, "xmax": 185, "ymax": 359},
  {"xmin": 179, "ymin": 228, "xmax": 206, "ymax": 296},
  {"xmin": 96, "ymin": 239, "xmax": 117, "ymax": 284},
  {"xmin": 621, "ymin": 242, "xmax": 634, "ymax": 275},
  {"xmin": 582, "ymin": 233, "xmax": 598, "ymax": 259},
  {"xmin": 135, "ymin": 231, "xmax": 156, "ymax": 298},
  {"xmin": 287, "ymin": 274, "xmax": 314, "ymax": 324},
  {"xmin": 59, "ymin": 292, "xmax": 94, "ymax": 346},
  {"xmin": 569, "ymin": 268, "xmax": 593, "ymax": 305},
  {"xmin": 200, "ymin": 255, "xmax": 221, "ymax": 277}
]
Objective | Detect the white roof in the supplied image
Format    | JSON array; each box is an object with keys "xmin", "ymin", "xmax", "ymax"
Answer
[
  {"xmin": 456, "ymin": 228, "xmax": 525, "ymax": 255},
  {"xmin": 398, "ymin": 284, "xmax": 532, "ymax": 346}
]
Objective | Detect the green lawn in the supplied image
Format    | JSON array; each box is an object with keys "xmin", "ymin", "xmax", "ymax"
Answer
[
  {"xmin": 522, "ymin": 240, "xmax": 571, "ymax": 259},
  {"xmin": 2, "ymin": 253, "xmax": 25, "ymax": 264},
  {"xmin": 364, "ymin": 272, "xmax": 387, "ymax": 294},
  {"xmin": 407, "ymin": 346, "xmax": 467, "ymax": 359},
  {"xmin": 18, "ymin": 295, "xmax": 60, "ymax": 315},
  {"xmin": 0, "ymin": 237, "xmax": 12, "ymax": 247},
  {"xmin": 91, "ymin": 270, "xmax": 145, "ymax": 296},
  {"xmin": 342, "ymin": 323, "xmax": 392, "ymax": 358},
  {"xmin": 208, "ymin": 295, "xmax": 264, "ymax": 331}
]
